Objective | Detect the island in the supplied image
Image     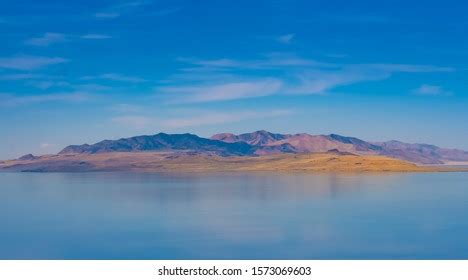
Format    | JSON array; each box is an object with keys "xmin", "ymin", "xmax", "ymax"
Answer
[{"xmin": 2, "ymin": 131, "xmax": 467, "ymax": 173}]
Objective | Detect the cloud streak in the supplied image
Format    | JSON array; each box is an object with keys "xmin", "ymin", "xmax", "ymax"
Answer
[
  {"xmin": 0, "ymin": 55, "xmax": 68, "ymax": 70},
  {"xmin": 276, "ymin": 33, "xmax": 295, "ymax": 44},
  {"xmin": 0, "ymin": 92, "xmax": 90, "ymax": 106},
  {"xmin": 162, "ymin": 110, "xmax": 293, "ymax": 128},
  {"xmin": 27, "ymin": 80, "xmax": 70, "ymax": 90},
  {"xmin": 0, "ymin": 73, "xmax": 43, "ymax": 80},
  {"xmin": 161, "ymin": 54, "xmax": 454, "ymax": 103},
  {"xmin": 82, "ymin": 73, "xmax": 147, "ymax": 83},
  {"xmin": 80, "ymin": 34, "xmax": 112, "ymax": 39},
  {"xmin": 179, "ymin": 53, "xmax": 334, "ymax": 70},
  {"xmin": 304, "ymin": 14, "xmax": 397, "ymax": 25},
  {"xmin": 110, "ymin": 109, "xmax": 293, "ymax": 130},
  {"xmin": 412, "ymin": 84, "xmax": 452, "ymax": 96},
  {"xmin": 94, "ymin": 1, "xmax": 151, "ymax": 19},
  {"xmin": 95, "ymin": 12, "xmax": 120, "ymax": 19},
  {"xmin": 24, "ymin": 33, "xmax": 112, "ymax": 46},
  {"xmin": 25, "ymin": 33, "xmax": 66, "ymax": 46},
  {"xmin": 160, "ymin": 79, "xmax": 283, "ymax": 103}
]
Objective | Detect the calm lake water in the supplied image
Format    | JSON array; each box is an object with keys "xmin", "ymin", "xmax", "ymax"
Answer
[{"xmin": 1, "ymin": 172, "xmax": 467, "ymax": 259}]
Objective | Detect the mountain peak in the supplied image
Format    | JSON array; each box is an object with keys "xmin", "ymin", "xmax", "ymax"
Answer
[
  {"xmin": 18, "ymin": 154, "xmax": 37, "ymax": 161},
  {"xmin": 211, "ymin": 130, "xmax": 288, "ymax": 146},
  {"xmin": 253, "ymin": 130, "xmax": 272, "ymax": 134},
  {"xmin": 51, "ymin": 131, "xmax": 468, "ymax": 165},
  {"xmin": 59, "ymin": 133, "xmax": 256, "ymax": 156}
]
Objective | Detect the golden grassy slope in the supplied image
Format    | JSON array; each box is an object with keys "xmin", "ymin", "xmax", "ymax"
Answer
[{"xmin": 1, "ymin": 151, "xmax": 455, "ymax": 172}]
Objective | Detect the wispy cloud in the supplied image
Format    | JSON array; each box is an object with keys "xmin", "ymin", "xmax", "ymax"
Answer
[
  {"xmin": 115, "ymin": 1, "xmax": 150, "ymax": 9},
  {"xmin": 0, "ymin": 55, "xmax": 68, "ymax": 70},
  {"xmin": 182, "ymin": 55, "xmax": 452, "ymax": 73},
  {"xmin": 364, "ymin": 64, "xmax": 454, "ymax": 73},
  {"xmin": 74, "ymin": 83, "xmax": 111, "ymax": 92},
  {"xmin": 162, "ymin": 54, "xmax": 454, "ymax": 103},
  {"xmin": 179, "ymin": 53, "xmax": 334, "ymax": 70},
  {"xmin": 94, "ymin": 1, "xmax": 151, "ymax": 19},
  {"xmin": 311, "ymin": 14, "xmax": 396, "ymax": 24},
  {"xmin": 283, "ymin": 69, "xmax": 378, "ymax": 95},
  {"xmin": 326, "ymin": 53, "xmax": 349, "ymax": 58},
  {"xmin": 82, "ymin": 73, "xmax": 147, "ymax": 83},
  {"xmin": 38, "ymin": 143, "xmax": 58, "ymax": 154},
  {"xmin": 80, "ymin": 34, "xmax": 112, "ymax": 39},
  {"xmin": 160, "ymin": 79, "xmax": 283, "ymax": 103},
  {"xmin": 283, "ymin": 63, "xmax": 453, "ymax": 95},
  {"xmin": 412, "ymin": 84, "xmax": 452, "ymax": 96},
  {"xmin": 25, "ymin": 33, "xmax": 66, "ymax": 47},
  {"xmin": 95, "ymin": 12, "xmax": 120, "ymax": 19},
  {"xmin": 101, "ymin": 73, "xmax": 146, "ymax": 82},
  {"xmin": 25, "ymin": 33, "xmax": 112, "ymax": 46},
  {"xmin": 27, "ymin": 80, "xmax": 70, "ymax": 90},
  {"xmin": 111, "ymin": 103, "xmax": 143, "ymax": 113},
  {"xmin": 0, "ymin": 92, "xmax": 90, "ymax": 106},
  {"xmin": 110, "ymin": 109, "xmax": 293, "ymax": 130},
  {"xmin": 276, "ymin": 33, "xmax": 295, "ymax": 44},
  {"xmin": 0, "ymin": 73, "xmax": 43, "ymax": 80},
  {"xmin": 161, "ymin": 110, "xmax": 293, "ymax": 128},
  {"xmin": 40, "ymin": 143, "xmax": 54, "ymax": 149},
  {"xmin": 291, "ymin": 63, "xmax": 453, "ymax": 95},
  {"xmin": 0, "ymin": 71, "xmax": 112, "ymax": 92}
]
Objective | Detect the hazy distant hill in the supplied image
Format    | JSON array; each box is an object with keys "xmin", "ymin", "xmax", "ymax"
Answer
[
  {"xmin": 212, "ymin": 131, "xmax": 468, "ymax": 164},
  {"xmin": 376, "ymin": 140, "xmax": 468, "ymax": 164}
]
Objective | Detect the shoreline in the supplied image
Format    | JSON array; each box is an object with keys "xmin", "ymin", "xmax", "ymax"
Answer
[{"xmin": 1, "ymin": 152, "xmax": 467, "ymax": 173}]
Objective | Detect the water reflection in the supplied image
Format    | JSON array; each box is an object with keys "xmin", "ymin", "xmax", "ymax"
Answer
[
  {"xmin": 0, "ymin": 172, "xmax": 467, "ymax": 259},
  {"xmin": 6, "ymin": 172, "xmax": 406, "ymax": 200}
]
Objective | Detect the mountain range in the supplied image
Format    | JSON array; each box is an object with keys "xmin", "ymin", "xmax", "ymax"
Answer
[{"xmin": 53, "ymin": 130, "xmax": 468, "ymax": 165}]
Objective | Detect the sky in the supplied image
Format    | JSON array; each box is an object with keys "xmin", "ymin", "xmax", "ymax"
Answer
[{"xmin": 1, "ymin": 0, "xmax": 467, "ymax": 159}]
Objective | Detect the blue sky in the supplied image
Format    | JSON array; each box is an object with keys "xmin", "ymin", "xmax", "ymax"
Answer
[{"xmin": 1, "ymin": 0, "xmax": 467, "ymax": 158}]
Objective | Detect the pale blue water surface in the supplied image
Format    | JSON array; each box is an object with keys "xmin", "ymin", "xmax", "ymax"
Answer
[{"xmin": 0, "ymin": 172, "xmax": 467, "ymax": 259}]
